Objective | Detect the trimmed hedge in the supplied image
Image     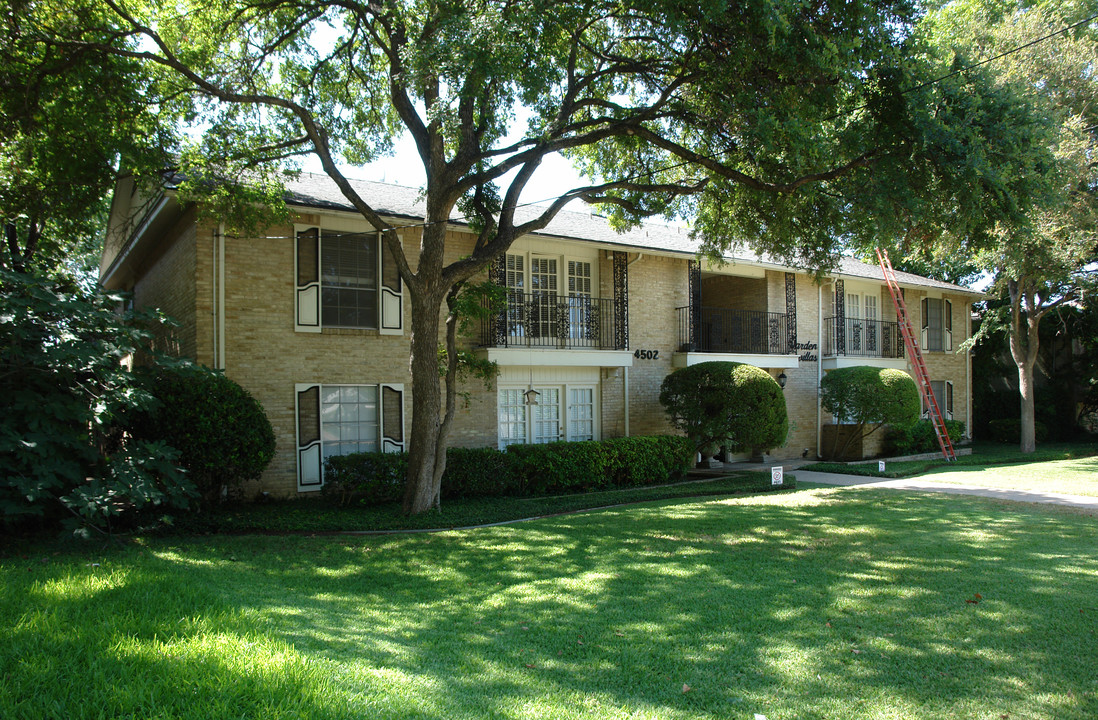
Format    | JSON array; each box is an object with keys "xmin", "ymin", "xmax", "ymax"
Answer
[
  {"xmin": 322, "ymin": 435, "xmax": 694, "ymax": 506},
  {"xmin": 883, "ymin": 419, "xmax": 966, "ymax": 456}
]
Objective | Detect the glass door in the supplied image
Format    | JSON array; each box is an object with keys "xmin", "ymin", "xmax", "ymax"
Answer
[{"xmin": 532, "ymin": 387, "xmax": 562, "ymax": 443}]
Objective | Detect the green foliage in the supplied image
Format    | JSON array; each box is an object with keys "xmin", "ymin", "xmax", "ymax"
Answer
[
  {"xmin": 321, "ymin": 436, "xmax": 692, "ymax": 507},
  {"xmin": 0, "ymin": 271, "xmax": 193, "ymax": 533},
  {"xmin": 659, "ymin": 362, "xmax": 788, "ymax": 455},
  {"xmin": 821, "ymin": 367, "xmax": 921, "ymax": 428},
  {"xmin": 988, "ymin": 418, "xmax": 1050, "ymax": 445},
  {"xmin": 884, "ymin": 419, "xmax": 968, "ymax": 456},
  {"xmin": 1, "ymin": 0, "xmax": 172, "ymax": 276},
  {"xmin": 323, "ymin": 451, "xmax": 408, "ymax": 507},
  {"xmin": 129, "ymin": 365, "xmax": 276, "ymax": 505}
]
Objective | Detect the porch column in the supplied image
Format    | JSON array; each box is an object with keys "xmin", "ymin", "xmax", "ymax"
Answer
[
  {"xmin": 785, "ymin": 272, "xmax": 797, "ymax": 353},
  {"xmin": 688, "ymin": 259, "xmax": 701, "ymax": 349},
  {"xmin": 613, "ymin": 251, "xmax": 629, "ymax": 350},
  {"xmin": 834, "ymin": 278, "xmax": 845, "ymax": 355}
]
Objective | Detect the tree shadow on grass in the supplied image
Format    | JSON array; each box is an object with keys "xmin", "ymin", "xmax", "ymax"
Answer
[{"xmin": 6, "ymin": 490, "xmax": 1098, "ymax": 719}]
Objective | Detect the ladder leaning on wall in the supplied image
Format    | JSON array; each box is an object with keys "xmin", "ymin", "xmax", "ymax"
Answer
[{"xmin": 876, "ymin": 248, "xmax": 957, "ymax": 462}]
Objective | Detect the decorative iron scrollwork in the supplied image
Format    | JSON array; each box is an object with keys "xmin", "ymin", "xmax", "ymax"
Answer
[
  {"xmin": 688, "ymin": 260, "xmax": 701, "ymax": 349},
  {"xmin": 834, "ymin": 279, "xmax": 845, "ymax": 355},
  {"xmin": 785, "ymin": 273, "xmax": 797, "ymax": 352},
  {"xmin": 613, "ymin": 251, "xmax": 629, "ymax": 350}
]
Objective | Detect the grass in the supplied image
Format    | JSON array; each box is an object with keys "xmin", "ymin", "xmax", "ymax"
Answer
[
  {"xmin": 3, "ymin": 487, "xmax": 1097, "ymax": 719},
  {"xmin": 172, "ymin": 471, "xmax": 789, "ymax": 534},
  {"xmin": 916, "ymin": 455, "xmax": 1098, "ymax": 497},
  {"xmin": 800, "ymin": 441, "xmax": 1098, "ymax": 481}
]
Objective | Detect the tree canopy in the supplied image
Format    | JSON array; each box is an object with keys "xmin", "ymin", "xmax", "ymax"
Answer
[
  {"xmin": 1, "ymin": 0, "xmax": 170, "ymax": 277},
  {"xmin": 920, "ymin": 0, "xmax": 1098, "ymax": 451},
  {"xmin": 56, "ymin": 0, "xmax": 1064, "ymax": 511}
]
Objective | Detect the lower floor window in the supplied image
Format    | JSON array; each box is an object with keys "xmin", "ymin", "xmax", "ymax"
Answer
[
  {"xmin": 924, "ymin": 380, "xmax": 954, "ymax": 420},
  {"xmin": 296, "ymin": 382, "xmax": 404, "ymax": 490},
  {"xmin": 498, "ymin": 384, "xmax": 598, "ymax": 448}
]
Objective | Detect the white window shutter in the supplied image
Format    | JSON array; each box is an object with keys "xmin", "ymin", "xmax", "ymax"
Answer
[
  {"xmin": 379, "ymin": 232, "xmax": 404, "ymax": 335},
  {"xmin": 295, "ymin": 384, "xmax": 323, "ymax": 490},
  {"xmin": 944, "ymin": 299, "xmax": 953, "ymax": 352},
  {"xmin": 379, "ymin": 383, "xmax": 405, "ymax": 452},
  {"xmin": 295, "ymin": 228, "xmax": 322, "ymax": 333},
  {"xmin": 946, "ymin": 381, "xmax": 954, "ymax": 419}
]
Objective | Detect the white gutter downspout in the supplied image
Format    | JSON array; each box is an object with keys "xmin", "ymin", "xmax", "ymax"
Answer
[
  {"xmin": 623, "ymin": 252, "xmax": 644, "ymax": 437},
  {"xmin": 966, "ymin": 302, "xmax": 973, "ymax": 439},
  {"xmin": 218, "ymin": 222, "xmax": 226, "ymax": 371},
  {"xmin": 816, "ymin": 283, "xmax": 823, "ymax": 459}
]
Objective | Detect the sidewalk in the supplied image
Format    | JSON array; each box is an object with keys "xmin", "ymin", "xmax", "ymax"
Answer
[{"xmin": 794, "ymin": 469, "xmax": 1098, "ymax": 510}]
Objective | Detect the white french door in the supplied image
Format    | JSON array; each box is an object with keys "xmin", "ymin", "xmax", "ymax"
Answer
[
  {"xmin": 497, "ymin": 384, "xmax": 598, "ymax": 448},
  {"xmin": 532, "ymin": 387, "xmax": 562, "ymax": 443}
]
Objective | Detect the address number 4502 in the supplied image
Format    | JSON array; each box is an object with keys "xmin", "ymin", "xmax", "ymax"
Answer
[{"xmin": 633, "ymin": 349, "xmax": 659, "ymax": 360}]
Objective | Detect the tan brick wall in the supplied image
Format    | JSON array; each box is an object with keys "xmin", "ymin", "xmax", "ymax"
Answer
[
  {"xmin": 701, "ymin": 274, "xmax": 767, "ymax": 311},
  {"xmin": 132, "ymin": 209, "xmax": 199, "ymax": 359}
]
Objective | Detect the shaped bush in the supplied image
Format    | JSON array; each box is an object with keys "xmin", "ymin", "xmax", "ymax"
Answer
[
  {"xmin": 820, "ymin": 366, "xmax": 920, "ymax": 458},
  {"xmin": 131, "ymin": 365, "xmax": 276, "ymax": 505},
  {"xmin": 659, "ymin": 361, "xmax": 788, "ymax": 456}
]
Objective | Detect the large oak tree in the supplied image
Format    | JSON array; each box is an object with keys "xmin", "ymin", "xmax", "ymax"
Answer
[
  {"xmin": 921, "ymin": 0, "xmax": 1098, "ymax": 452},
  {"xmin": 73, "ymin": 0, "xmax": 1054, "ymax": 512}
]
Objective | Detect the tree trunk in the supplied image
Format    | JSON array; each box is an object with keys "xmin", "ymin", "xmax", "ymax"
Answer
[
  {"xmin": 402, "ymin": 287, "xmax": 447, "ymax": 514},
  {"xmin": 1018, "ymin": 360, "xmax": 1037, "ymax": 453}
]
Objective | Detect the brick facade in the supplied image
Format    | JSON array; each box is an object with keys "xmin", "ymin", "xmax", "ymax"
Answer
[{"xmin": 106, "ymin": 183, "xmax": 977, "ymax": 496}]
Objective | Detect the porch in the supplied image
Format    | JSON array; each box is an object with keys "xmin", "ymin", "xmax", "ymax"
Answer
[
  {"xmin": 822, "ymin": 317, "xmax": 905, "ymax": 359},
  {"xmin": 479, "ymin": 292, "xmax": 625, "ymax": 351},
  {"xmin": 676, "ymin": 306, "xmax": 793, "ymax": 355}
]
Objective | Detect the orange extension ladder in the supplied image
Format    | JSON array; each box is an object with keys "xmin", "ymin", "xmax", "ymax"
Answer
[{"xmin": 876, "ymin": 248, "xmax": 957, "ymax": 462}]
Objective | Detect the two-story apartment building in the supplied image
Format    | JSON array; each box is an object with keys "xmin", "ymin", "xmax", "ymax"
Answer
[{"xmin": 102, "ymin": 172, "xmax": 981, "ymax": 496}]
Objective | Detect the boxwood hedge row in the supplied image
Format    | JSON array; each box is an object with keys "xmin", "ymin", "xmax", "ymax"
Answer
[{"xmin": 323, "ymin": 435, "xmax": 694, "ymax": 506}]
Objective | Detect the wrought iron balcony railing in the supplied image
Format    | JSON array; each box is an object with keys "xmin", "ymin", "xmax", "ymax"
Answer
[
  {"xmin": 823, "ymin": 316, "xmax": 905, "ymax": 358},
  {"xmin": 480, "ymin": 292, "xmax": 623, "ymax": 350},
  {"xmin": 677, "ymin": 306, "xmax": 792, "ymax": 355}
]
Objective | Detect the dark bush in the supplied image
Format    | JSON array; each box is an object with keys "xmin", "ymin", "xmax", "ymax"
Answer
[
  {"xmin": 506, "ymin": 440, "xmax": 609, "ymax": 495},
  {"xmin": 320, "ymin": 435, "xmax": 693, "ymax": 507},
  {"xmin": 323, "ymin": 451, "xmax": 407, "ymax": 506},
  {"xmin": 131, "ymin": 365, "xmax": 276, "ymax": 505},
  {"xmin": 987, "ymin": 418, "xmax": 1049, "ymax": 444},
  {"xmin": 884, "ymin": 419, "xmax": 967, "ymax": 456},
  {"xmin": 659, "ymin": 361, "xmax": 787, "ymax": 455},
  {"xmin": 599, "ymin": 436, "xmax": 694, "ymax": 486},
  {"xmin": 440, "ymin": 447, "xmax": 516, "ymax": 499}
]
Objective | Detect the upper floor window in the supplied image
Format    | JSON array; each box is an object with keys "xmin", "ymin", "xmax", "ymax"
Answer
[
  {"xmin": 921, "ymin": 297, "xmax": 952, "ymax": 352},
  {"xmin": 295, "ymin": 227, "xmax": 403, "ymax": 334}
]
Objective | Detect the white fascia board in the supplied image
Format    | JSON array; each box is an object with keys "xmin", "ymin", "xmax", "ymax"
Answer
[
  {"xmin": 672, "ymin": 352, "xmax": 800, "ymax": 370},
  {"xmin": 478, "ymin": 347, "xmax": 634, "ymax": 368}
]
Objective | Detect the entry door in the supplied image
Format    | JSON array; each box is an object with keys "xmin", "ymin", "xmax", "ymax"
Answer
[
  {"xmin": 568, "ymin": 387, "xmax": 595, "ymax": 441},
  {"xmin": 532, "ymin": 387, "xmax": 562, "ymax": 443},
  {"xmin": 530, "ymin": 257, "xmax": 558, "ymax": 341},
  {"xmin": 864, "ymin": 294, "xmax": 879, "ymax": 352},
  {"xmin": 567, "ymin": 260, "xmax": 593, "ymax": 341}
]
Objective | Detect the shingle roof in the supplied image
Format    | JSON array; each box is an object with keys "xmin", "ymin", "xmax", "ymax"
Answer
[{"xmin": 283, "ymin": 171, "xmax": 980, "ymax": 296}]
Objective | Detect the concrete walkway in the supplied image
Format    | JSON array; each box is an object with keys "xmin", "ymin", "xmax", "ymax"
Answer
[{"xmin": 794, "ymin": 470, "xmax": 1098, "ymax": 510}]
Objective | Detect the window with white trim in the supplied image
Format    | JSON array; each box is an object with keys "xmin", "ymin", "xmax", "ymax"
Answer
[
  {"xmin": 497, "ymin": 384, "xmax": 598, "ymax": 448},
  {"xmin": 295, "ymin": 382, "xmax": 404, "ymax": 490},
  {"xmin": 921, "ymin": 297, "xmax": 952, "ymax": 352},
  {"xmin": 295, "ymin": 227, "xmax": 403, "ymax": 334},
  {"xmin": 923, "ymin": 380, "xmax": 954, "ymax": 420},
  {"xmin": 504, "ymin": 250, "xmax": 597, "ymax": 343}
]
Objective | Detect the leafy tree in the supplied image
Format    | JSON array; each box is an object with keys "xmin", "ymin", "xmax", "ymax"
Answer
[
  {"xmin": 820, "ymin": 366, "xmax": 921, "ymax": 458},
  {"xmin": 920, "ymin": 0, "xmax": 1098, "ymax": 452},
  {"xmin": 0, "ymin": 270, "xmax": 193, "ymax": 534},
  {"xmin": 77, "ymin": 0, "xmax": 1054, "ymax": 512},
  {"xmin": 128, "ymin": 365, "xmax": 277, "ymax": 506},
  {"xmin": 1, "ymin": 0, "xmax": 171, "ymax": 277},
  {"xmin": 659, "ymin": 362, "xmax": 788, "ymax": 459}
]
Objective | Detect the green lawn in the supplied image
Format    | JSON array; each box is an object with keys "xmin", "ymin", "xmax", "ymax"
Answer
[
  {"xmin": 4, "ymin": 489, "xmax": 1097, "ymax": 719},
  {"xmin": 800, "ymin": 441, "xmax": 1098, "ymax": 485},
  {"xmin": 915, "ymin": 455, "xmax": 1098, "ymax": 497}
]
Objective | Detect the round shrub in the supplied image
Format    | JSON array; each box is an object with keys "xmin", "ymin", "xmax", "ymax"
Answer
[
  {"xmin": 131, "ymin": 365, "xmax": 276, "ymax": 504},
  {"xmin": 659, "ymin": 361, "xmax": 788, "ymax": 454}
]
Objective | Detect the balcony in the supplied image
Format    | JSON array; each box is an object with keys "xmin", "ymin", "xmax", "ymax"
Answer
[
  {"xmin": 480, "ymin": 292, "xmax": 624, "ymax": 350},
  {"xmin": 823, "ymin": 317, "xmax": 905, "ymax": 359},
  {"xmin": 677, "ymin": 306, "xmax": 793, "ymax": 355}
]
